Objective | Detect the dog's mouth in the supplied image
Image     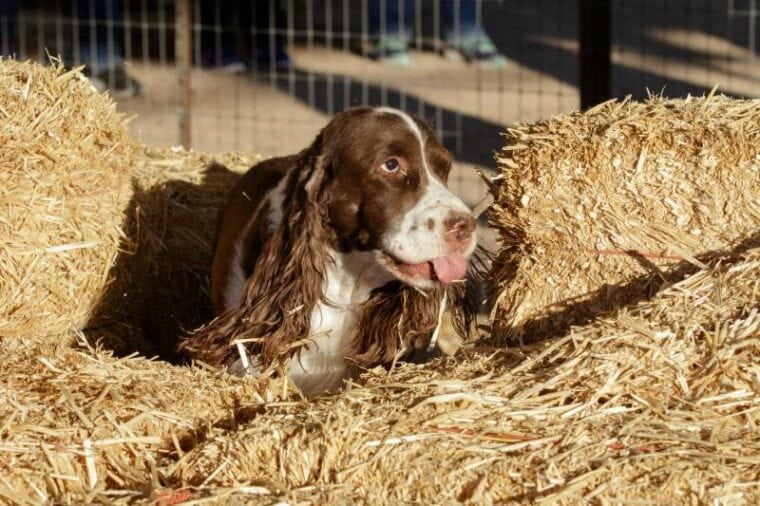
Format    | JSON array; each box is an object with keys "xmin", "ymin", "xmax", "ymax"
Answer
[{"xmin": 376, "ymin": 251, "xmax": 468, "ymax": 285}]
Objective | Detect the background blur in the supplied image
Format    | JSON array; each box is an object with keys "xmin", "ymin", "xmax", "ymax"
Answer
[{"xmin": 2, "ymin": 0, "xmax": 759, "ymax": 213}]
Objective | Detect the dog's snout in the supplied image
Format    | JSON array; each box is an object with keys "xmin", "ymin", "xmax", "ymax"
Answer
[{"xmin": 444, "ymin": 212, "xmax": 476, "ymax": 250}]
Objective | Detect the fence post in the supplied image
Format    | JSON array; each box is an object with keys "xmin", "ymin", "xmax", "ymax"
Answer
[
  {"xmin": 579, "ymin": 0, "xmax": 612, "ymax": 110},
  {"xmin": 176, "ymin": 0, "xmax": 192, "ymax": 147}
]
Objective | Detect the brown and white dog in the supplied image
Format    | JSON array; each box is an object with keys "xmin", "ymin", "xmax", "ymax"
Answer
[{"xmin": 180, "ymin": 107, "xmax": 478, "ymax": 397}]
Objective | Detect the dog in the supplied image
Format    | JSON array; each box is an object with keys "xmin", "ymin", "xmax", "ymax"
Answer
[{"xmin": 180, "ymin": 107, "xmax": 478, "ymax": 397}]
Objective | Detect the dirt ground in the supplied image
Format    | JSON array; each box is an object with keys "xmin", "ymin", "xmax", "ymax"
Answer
[{"xmin": 120, "ymin": 46, "xmax": 576, "ymax": 155}]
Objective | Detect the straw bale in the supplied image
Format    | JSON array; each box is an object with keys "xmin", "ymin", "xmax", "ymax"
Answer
[
  {"xmin": 487, "ymin": 95, "xmax": 760, "ymax": 344},
  {"xmin": 0, "ymin": 333, "xmax": 288, "ymax": 504},
  {"xmin": 0, "ymin": 59, "xmax": 135, "ymax": 341},
  {"xmin": 0, "ymin": 146, "xmax": 281, "ymax": 503}
]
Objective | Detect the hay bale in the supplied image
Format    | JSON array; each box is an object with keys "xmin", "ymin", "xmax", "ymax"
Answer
[
  {"xmin": 0, "ymin": 59, "xmax": 135, "ymax": 341},
  {"xmin": 84, "ymin": 147, "xmax": 262, "ymax": 361},
  {"xmin": 0, "ymin": 147, "xmax": 284, "ymax": 503},
  {"xmin": 488, "ymin": 95, "xmax": 760, "ymax": 343}
]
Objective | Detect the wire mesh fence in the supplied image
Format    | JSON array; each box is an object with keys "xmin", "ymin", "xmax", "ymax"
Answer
[{"xmin": 1, "ymin": 1, "xmax": 759, "ymax": 202}]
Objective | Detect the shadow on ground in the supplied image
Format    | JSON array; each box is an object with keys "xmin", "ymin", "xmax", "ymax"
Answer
[{"xmin": 253, "ymin": 0, "xmax": 756, "ymax": 169}]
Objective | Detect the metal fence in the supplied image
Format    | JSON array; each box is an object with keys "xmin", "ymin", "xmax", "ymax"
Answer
[{"xmin": 2, "ymin": 1, "xmax": 759, "ymax": 202}]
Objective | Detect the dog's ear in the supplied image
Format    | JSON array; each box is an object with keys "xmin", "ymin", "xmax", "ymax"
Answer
[
  {"xmin": 346, "ymin": 273, "xmax": 479, "ymax": 368},
  {"xmin": 179, "ymin": 127, "xmax": 336, "ymax": 368},
  {"xmin": 446, "ymin": 273, "xmax": 480, "ymax": 340},
  {"xmin": 346, "ymin": 283, "xmax": 445, "ymax": 366}
]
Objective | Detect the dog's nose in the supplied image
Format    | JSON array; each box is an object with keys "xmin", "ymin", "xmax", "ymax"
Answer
[{"xmin": 443, "ymin": 212, "xmax": 476, "ymax": 250}]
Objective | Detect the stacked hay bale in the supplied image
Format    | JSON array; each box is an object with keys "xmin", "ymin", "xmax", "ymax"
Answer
[
  {"xmin": 488, "ymin": 95, "xmax": 760, "ymax": 344},
  {"xmin": 0, "ymin": 59, "xmax": 134, "ymax": 341}
]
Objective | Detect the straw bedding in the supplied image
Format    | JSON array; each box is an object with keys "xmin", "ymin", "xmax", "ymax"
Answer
[
  {"xmin": 0, "ymin": 59, "xmax": 134, "ymax": 341},
  {"xmin": 3, "ymin": 244, "xmax": 756, "ymax": 503},
  {"xmin": 1, "ymin": 61, "xmax": 758, "ymax": 503},
  {"xmin": 488, "ymin": 94, "xmax": 760, "ymax": 344},
  {"xmin": 172, "ymin": 248, "xmax": 760, "ymax": 504}
]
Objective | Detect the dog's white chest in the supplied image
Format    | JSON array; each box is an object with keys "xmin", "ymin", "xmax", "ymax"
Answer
[
  {"xmin": 287, "ymin": 299, "xmax": 360, "ymax": 396},
  {"xmin": 287, "ymin": 251, "xmax": 392, "ymax": 397}
]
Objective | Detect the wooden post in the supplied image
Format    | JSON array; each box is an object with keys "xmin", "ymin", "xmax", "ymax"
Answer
[
  {"xmin": 176, "ymin": 0, "xmax": 192, "ymax": 147},
  {"xmin": 579, "ymin": 0, "xmax": 612, "ymax": 110}
]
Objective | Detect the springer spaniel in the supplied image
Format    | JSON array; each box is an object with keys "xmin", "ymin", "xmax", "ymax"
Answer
[{"xmin": 180, "ymin": 107, "xmax": 478, "ymax": 397}]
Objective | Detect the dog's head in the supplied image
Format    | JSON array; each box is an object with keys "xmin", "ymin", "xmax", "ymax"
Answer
[
  {"xmin": 312, "ymin": 107, "xmax": 477, "ymax": 288},
  {"xmin": 181, "ymin": 107, "xmax": 478, "ymax": 370}
]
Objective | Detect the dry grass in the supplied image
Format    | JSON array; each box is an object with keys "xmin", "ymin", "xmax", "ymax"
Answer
[
  {"xmin": 487, "ymin": 94, "xmax": 760, "ymax": 344},
  {"xmin": 0, "ymin": 59, "xmax": 135, "ymax": 341}
]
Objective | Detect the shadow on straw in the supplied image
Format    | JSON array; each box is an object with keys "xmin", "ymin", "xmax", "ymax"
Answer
[{"xmin": 83, "ymin": 162, "xmax": 241, "ymax": 364}]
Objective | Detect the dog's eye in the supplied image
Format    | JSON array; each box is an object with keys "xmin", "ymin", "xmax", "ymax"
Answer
[{"xmin": 381, "ymin": 158, "xmax": 400, "ymax": 173}]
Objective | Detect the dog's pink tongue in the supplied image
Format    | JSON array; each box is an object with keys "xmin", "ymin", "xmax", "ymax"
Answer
[{"xmin": 431, "ymin": 254, "xmax": 467, "ymax": 284}]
